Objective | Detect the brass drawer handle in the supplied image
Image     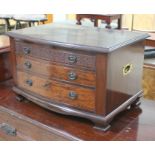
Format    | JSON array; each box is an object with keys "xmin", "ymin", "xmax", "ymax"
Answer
[
  {"xmin": 26, "ymin": 79, "xmax": 33, "ymax": 86},
  {"xmin": 68, "ymin": 71, "xmax": 77, "ymax": 80},
  {"xmin": 0, "ymin": 123, "xmax": 17, "ymax": 136},
  {"xmin": 23, "ymin": 47, "xmax": 31, "ymax": 54},
  {"xmin": 24, "ymin": 61, "xmax": 32, "ymax": 69},
  {"xmin": 68, "ymin": 55, "xmax": 77, "ymax": 64},
  {"xmin": 68, "ymin": 91, "xmax": 78, "ymax": 100}
]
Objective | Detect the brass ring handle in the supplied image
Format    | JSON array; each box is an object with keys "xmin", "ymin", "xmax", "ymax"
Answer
[
  {"xmin": 23, "ymin": 47, "xmax": 31, "ymax": 54},
  {"xmin": 68, "ymin": 55, "xmax": 77, "ymax": 64},
  {"xmin": 26, "ymin": 79, "xmax": 33, "ymax": 86},
  {"xmin": 68, "ymin": 91, "xmax": 78, "ymax": 100},
  {"xmin": 24, "ymin": 61, "xmax": 32, "ymax": 69},
  {"xmin": 0, "ymin": 123, "xmax": 17, "ymax": 136},
  {"xmin": 68, "ymin": 71, "xmax": 77, "ymax": 80},
  {"xmin": 123, "ymin": 63, "xmax": 133, "ymax": 76}
]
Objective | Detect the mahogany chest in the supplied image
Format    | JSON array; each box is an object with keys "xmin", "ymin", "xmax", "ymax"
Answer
[{"xmin": 7, "ymin": 23, "xmax": 148, "ymax": 131}]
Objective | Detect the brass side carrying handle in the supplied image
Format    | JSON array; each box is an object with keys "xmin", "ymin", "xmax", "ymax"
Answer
[
  {"xmin": 26, "ymin": 79, "xmax": 33, "ymax": 86},
  {"xmin": 68, "ymin": 71, "xmax": 77, "ymax": 80},
  {"xmin": 123, "ymin": 63, "xmax": 133, "ymax": 76},
  {"xmin": 68, "ymin": 91, "xmax": 78, "ymax": 100},
  {"xmin": 68, "ymin": 55, "xmax": 77, "ymax": 64},
  {"xmin": 0, "ymin": 123, "xmax": 17, "ymax": 136},
  {"xmin": 24, "ymin": 61, "xmax": 32, "ymax": 69},
  {"xmin": 23, "ymin": 47, "xmax": 31, "ymax": 54}
]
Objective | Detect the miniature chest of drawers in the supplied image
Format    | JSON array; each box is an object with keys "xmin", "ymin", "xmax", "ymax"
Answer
[{"xmin": 7, "ymin": 24, "xmax": 148, "ymax": 131}]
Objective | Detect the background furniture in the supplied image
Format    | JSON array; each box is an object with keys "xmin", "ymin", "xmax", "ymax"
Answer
[
  {"xmin": 0, "ymin": 80, "xmax": 155, "ymax": 140},
  {"xmin": 13, "ymin": 14, "xmax": 47, "ymax": 29},
  {"xmin": 76, "ymin": 14, "xmax": 122, "ymax": 28},
  {"xmin": 0, "ymin": 14, "xmax": 49, "ymax": 32},
  {"xmin": 0, "ymin": 14, "xmax": 14, "ymax": 31},
  {"xmin": 0, "ymin": 35, "xmax": 12, "ymax": 82}
]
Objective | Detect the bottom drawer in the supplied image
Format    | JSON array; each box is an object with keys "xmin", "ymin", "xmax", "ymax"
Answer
[
  {"xmin": 17, "ymin": 71, "xmax": 95, "ymax": 112},
  {"xmin": 0, "ymin": 106, "xmax": 74, "ymax": 140}
]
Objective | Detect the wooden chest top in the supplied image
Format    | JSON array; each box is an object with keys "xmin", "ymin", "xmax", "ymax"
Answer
[{"xmin": 7, "ymin": 23, "xmax": 149, "ymax": 53}]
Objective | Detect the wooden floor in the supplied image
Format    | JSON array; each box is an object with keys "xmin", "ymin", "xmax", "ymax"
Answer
[{"xmin": 0, "ymin": 80, "xmax": 155, "ymax": 140}]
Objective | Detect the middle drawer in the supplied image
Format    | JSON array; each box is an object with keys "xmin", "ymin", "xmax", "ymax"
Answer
[{"xmin": 16, "ymin": 55, "xmax": 96, "ymax": 88}]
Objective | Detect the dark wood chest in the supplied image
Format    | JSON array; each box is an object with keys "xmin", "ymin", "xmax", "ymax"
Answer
[{"xmin": 7, "ymin": 23, "xmax": 148, "ymax": 131}]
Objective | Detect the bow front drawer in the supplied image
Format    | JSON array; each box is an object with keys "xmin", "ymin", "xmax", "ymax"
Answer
[
  {"xmin": 16, "ymin": 55, "xmax": 96, "ymax": 88},
  {"xmin": 17, "ymin": 71, "xmax": 96, "ymax": 112},
  {"xmin": 15, "ymin": 41, "xmax": 96, "ymax": 70}
]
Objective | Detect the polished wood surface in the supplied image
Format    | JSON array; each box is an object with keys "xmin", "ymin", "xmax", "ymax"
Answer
[
  {"xmin": 145, "ymin": 33, "xmax": 155, "ymax": 47},
  {"xmin": 15, "ymin": 40, "xmax": 96, "ymax": 70},
  {"xmin": 17, "ymin": 71, "xmax": 95, "ymax": 111},
  {"xmin": 76, "ymin": 14, "xmax": 122, "ymax": 28},
  {"xmin": 7, "ymin": 23, "xmax": 148, "ymax": 53},
  {"xmin": 10, "ymin": 38, "xmax": 17, "ymax": 84},
  {"xmin": 0, "ymin": 106, "xmax": 69, "ymax": 141},
  {"xmin": 16, "ymin": 55, "xmax": 96, "ymax": 87},
  {"xmin": 7, "ymin": 24, "xmax": 148, "ymax": 131},
  {"xmin": 0, "ymin": 80, "xmax": 155, "ymax": 141},
  {"xmin": 95, "ymin": 54, "xmax": 107, "ymax": 115},
  {"xmin": 106, "ymin": 42, "xmax": 145, "ymax": 114}
]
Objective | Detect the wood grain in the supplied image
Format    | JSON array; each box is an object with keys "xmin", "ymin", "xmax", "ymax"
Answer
[
  {"xmin": 7, "ymin": 23, "xmax": 147, "ymax": 130},
  {"xmin": 95, "ymin": 54, "xmax": 107, "ymax": 115},
  {"xmin": 10, "ymin": 37, "xmax": 17, "ymax": 84},
  {"xmin": 17, "ymin": 71, "xmax": 96, "ymax": 111},
  {"xmin": 16, "ymin": 55, "xmax": 96, "ymax": 88},
  {"xmin": 15, "ymin": 41, "xmax": 96, "ymax": 70},
  {"xmin": 0, "ymin": 106, "xmax": 74, "ymax": 141},
  {"xmin": 0, "ymin": 80, "xmax": 155, "ymax": 140}
]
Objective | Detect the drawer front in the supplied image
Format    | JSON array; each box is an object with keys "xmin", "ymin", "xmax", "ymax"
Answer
[
  {"xmin": 17, "ymin": 71, "xmax": 95, "ymax": 111},
  {"xmin": 0, "ymin": 106, "xmax": 70, "ymax": 140},
  {"xmin": 16, "ymin": 55, "xmax": 96, "ymax": 88},
  {"xmin": 15, "ymin": 41, "xmax": 96, "ymax": 70}
]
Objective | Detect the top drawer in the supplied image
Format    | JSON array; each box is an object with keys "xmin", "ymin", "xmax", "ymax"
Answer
[{"xmin": 15, "ymin": 41, "xmax": 96, "ymax": 70}]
